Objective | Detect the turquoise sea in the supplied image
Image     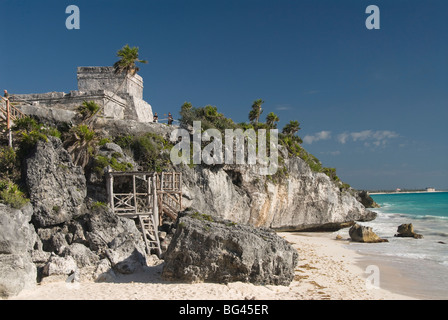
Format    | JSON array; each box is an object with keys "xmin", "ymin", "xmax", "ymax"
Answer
[{"xmin": 346, "ymin": 192, "xmax": 448, "ymax": 299}]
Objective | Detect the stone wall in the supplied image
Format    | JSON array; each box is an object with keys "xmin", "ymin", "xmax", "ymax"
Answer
[
  {"xmin": 12, "ymin": 66, "xmax": 153, "ymax": 123},
  {"xmin": 14, "ymin": 90, "xmax": 126, "ymax": 121},
  {"xmin": 77, "ymin": 67, "xmax": 144, "ymax": 100}
]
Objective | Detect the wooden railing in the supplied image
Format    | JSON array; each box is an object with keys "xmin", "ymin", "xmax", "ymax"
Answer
[
  {"xmin": 106, "ymin": 171, "xmax": 182, "ymax": 222},
  {"xmin": 0, "ymin": 97, "xmax": 27, "ymax": 124}
]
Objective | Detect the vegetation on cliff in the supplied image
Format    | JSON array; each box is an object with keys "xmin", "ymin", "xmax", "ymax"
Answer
[{"xmin": 178, "ymin": 100, "xmax": 350, "ymax": 190}]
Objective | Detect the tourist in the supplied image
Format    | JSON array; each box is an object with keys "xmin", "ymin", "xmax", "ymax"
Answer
[
  {"xmin": 168, "ymin": 112, "xmax": 173, "ymax": 125},
  {"xmin": 153, "ymin": 112, "xmax": 158, "ymax": 123},
  {"xmin": 3, "ymin": 89, "xmax": 9, "ymax": 100}
]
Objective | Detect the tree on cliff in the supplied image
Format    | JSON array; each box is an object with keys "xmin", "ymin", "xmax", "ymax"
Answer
[
  {"xmin": 249, "ymin": 99, "xmax": 264, "ymax": 125},
  {"xmin": 113, "ymin": 44, "xmax": 148, "ymax": 76},
  {"xmin": 266, "ymin": 112, "xmax": 280, "ymax": 129},
  {"xmin": 282, "ymin": 120, "xmax": 301, "ymax": 137}
]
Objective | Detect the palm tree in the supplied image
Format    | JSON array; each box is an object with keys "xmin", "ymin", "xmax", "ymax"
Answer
[
  {"xmin": 266, "ymin": 112, "xmax": 279, "ymax": 129},
  {"xmin": 113, "ymin": 44, "xmax": 148, "ymax": 76},
  {"xmin": 282, "ymin": 120, "xmax": 301, "ymax": 137},
  {"xmin": 87, "ymin": 45, "xmax": 147, "ymax": 125},
  {"xmin": 64, "ymin": 124, "xmax": 99, "ymax": 169},
  {"xmin": 249, "ymin": 99, "xmax": 264, "ymax": 124}
]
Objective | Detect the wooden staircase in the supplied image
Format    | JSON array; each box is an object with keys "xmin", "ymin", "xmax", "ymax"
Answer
[
  {"xmin": 107, "ymin": 171, "xmax": 182, "ymax": 258},
  {"xmin": 1, "ymin": 96, "xmax": 27, "ymax": 142},
  {"xmin": 156, "ymin": 172, "xmax": 182, "ymax": 223},
  {"xmin": 0, "ymin": 96, "xmax": 27, "ymax": 124},
  {"xmin": 138, "ymin": 215, "xmax": 162, "ymax": 257}
]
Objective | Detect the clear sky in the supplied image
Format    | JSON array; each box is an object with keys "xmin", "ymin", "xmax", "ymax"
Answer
[{"xmin": 1, "ymin": 0, "xmax": 447, "ymax": 190}]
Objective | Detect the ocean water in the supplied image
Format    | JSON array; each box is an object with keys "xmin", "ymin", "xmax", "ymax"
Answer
[{"xmin": 343, "ymin": 192, "xmax": 448, "ymax": 299}]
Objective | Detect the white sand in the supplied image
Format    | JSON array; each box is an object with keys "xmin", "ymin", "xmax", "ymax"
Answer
[{"xmin": 8, "ymin": 232, "xmax": 415, "ymax": 300}]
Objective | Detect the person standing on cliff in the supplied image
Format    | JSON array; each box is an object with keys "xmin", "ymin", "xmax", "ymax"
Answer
[
  {"xmin": 167, "ymin": 112, "xmax": 173, "ymax": 126},
  {"xmin": 153, "ymin": 112, "xmax": 158, "ymax": 123},
  {"xmin": 3, "ymin": 90, "xmax": 9, "ymax": 100}
]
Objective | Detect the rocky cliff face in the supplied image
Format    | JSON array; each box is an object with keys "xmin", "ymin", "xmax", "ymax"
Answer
[
  {"xmin": 0, "ymin": 204, "xmax": 37, "ymax": 297},
  {"xmin": 25, "ymin": 137, "xmax": 87, "ymax": 228},
  {"xmin": 179, "ymin": 156, "xmax": 376, "ymax": 231}
]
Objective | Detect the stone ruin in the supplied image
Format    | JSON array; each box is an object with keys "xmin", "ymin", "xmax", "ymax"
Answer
[{"xmin": 13, "ymin": 66, "xmax": 154, "ymax": 123}]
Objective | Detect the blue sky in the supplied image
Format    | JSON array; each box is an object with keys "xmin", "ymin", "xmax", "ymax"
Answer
[{"xmin": 1, "ymin": 0, "xmax": 447, "ymax": 190}]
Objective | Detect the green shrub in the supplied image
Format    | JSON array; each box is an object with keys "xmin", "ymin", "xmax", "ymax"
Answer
[
  {"xmin": 113, "ymin": 133, "xmax": 172, "ymax": 172},
  {"xmin": 0, "ymin": 146, "xmax": 17, "ymax": 175},
  {"xmin": 78, "ymin": 101, "xmax": 100, "ymax": 119},
  {"xmin": 99, "ymin": 137, "xmax": 111, "ymax": 146},
  {"xmin": 47, "ymin": 127, "xmax": 62, "ymax": 139},
  {"xmin": 322, "ymin": 167, "xmax": 340, "ymax": 182},
  {"xmin": 92, "ymin": 201, "xmax": 108, "ymax": 211},
  {"xmin": 12, "ymin": 117, "xmax": 42, "ymax": 132},
  {"xmin": 0, "ymin": 179, "xmax": 29, "ymax": 209},
  {"xmin": 93, "ymin": 155, "xmax": 133, "ymax": 175}
]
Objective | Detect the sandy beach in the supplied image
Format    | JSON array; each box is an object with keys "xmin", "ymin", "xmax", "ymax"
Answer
[{"xmin": 6, "ymin": 232, "xmax": 415, "ymax": 300}]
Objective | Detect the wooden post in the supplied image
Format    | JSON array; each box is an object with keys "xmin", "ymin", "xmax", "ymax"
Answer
[
  {"xmin": 152, "ymin": 173, "xmax": 159, "ymax": 228},
  {"xmin": 133, "ymin": 175, "xmax": 138, "ymax": 215},
  {"xmin": 146, "ymin": 175, "xmax": 151, "ymax": 211},
  {"xmin": 6, "ymin": 99, "xmax": 12, "ymax": 147},
  {"xmin": 106, "ymin": 170, "xmax": 114, "ymax": 213},
  {"xmin": 179, "ymin": 172, "xmax": 182, "ymax": 210}
]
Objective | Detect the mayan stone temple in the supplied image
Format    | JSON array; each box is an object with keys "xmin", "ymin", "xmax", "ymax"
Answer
[{"xmin": 13, "ymin": 66, "xmax": 154, "ymax": 123}]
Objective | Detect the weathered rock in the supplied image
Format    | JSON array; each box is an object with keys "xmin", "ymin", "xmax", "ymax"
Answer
[
  {"xmin": 62, "ymin": 243, "xmax": 100, "ymax": 269},
  {"xmin": 356, "ymin": 191, "xmax": 381, "ymax": 208},
  {"xmin": 0, "ymin": 204, "xmax": 38, "ymax": 298},
  {"xmin": 25, "ymin": 136, "xmax": 87, "ymax": 227},
  {"xmin": 87, "ymin": 142, "xmax": 139, "ymax": 202},
  {"xmin": 0, "ymin": 203, "xmax": 37, "ymax": 255},
  {"xmin": 0, "ymin": 254, "xmax": 37, "ymax": 297},
  {"xmin": 42, "ymin": 254, "xmax": 78, "ymax": 277},
  {"xmin": 179, "ymin": 158, "xmax": 377, "ymax": 232},
  {"xmin": 85, "ymin": 207, "xmax": 147, "ymax": 274},
  {"xmin": 105, "ymin": 232, "xmax": 146, "ymax": 274},
  {"xmin": 349, "ymin": 223, "xmax": 388, "ymax": 243},
  {"xmin": 395, "ymin": 224, "xmax": 423, "ymax": 239},
  {"xmin": 162, "ymin": 210, "xmax": 299, "ymax": 285},
  {"xmin": 93, "ymin": 258, "xmax": 117, "ymax": 282},
  {"xmin": 38, "ymin": 227, "xmax": 69, "ymax": 254}
]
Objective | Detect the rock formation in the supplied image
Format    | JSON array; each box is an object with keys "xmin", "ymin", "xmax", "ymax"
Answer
[
  {"xmin": 349, "ymin": 223, "xmax": 388, "ymax": 243},
  {"xmin": 6, "ymin": 136, "xmax": 150, "ymax": 288},
  {"xmin": 356, "ymin": 190, "xmax": 380, "ymax": 208},
  {"xmin": 162, "ymin": 210, "xmax": 298, "ymax": 285},
  {"xmin": 394, "ymin": 224, "xmax": 423, "ymax": 239},
  {"xmin": 0, "ymin": 204, "xmax": 37, "ymax": 298},
  {"xmin": 180, "ymin": 158, "xmax": 376, "ymax": 232},
  {"xmin": 25, "ymin": 136, "xmax": 87, "ymax": 228}
]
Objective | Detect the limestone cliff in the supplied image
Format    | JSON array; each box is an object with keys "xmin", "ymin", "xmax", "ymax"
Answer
[
  {"xmin": 89, "ymin": 119, "xmax": 377, "ymax": 231},
  {"xmin": 179, "ymin": 157, "xmax": 376, "ymax": 231}
]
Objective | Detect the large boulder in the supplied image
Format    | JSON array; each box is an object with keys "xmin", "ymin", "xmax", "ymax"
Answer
[
  {"xmin": 162, "ymin": 210, "xmax": 298, "ymax": 285},
  {"xmin": 349, "ymin": 223, "xmax": 388, "ymax": 243},
  {"xmin": 395, "ymin": 224, "xmax": 423, "ymax": 239},
  {"xmin": 356, "ymin": 191, "xmax": 380, "ymax": 208},
  {"xmin": 25, "ymin": 136, "xmax": 87, "ymax": 227},
  {"xmin": 0, "ymin": 204, "xmax": 38, "ymax": 298},
  {"xmin": 85, "ymin": 207, "xmax": 147, "ymax": 274}
]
